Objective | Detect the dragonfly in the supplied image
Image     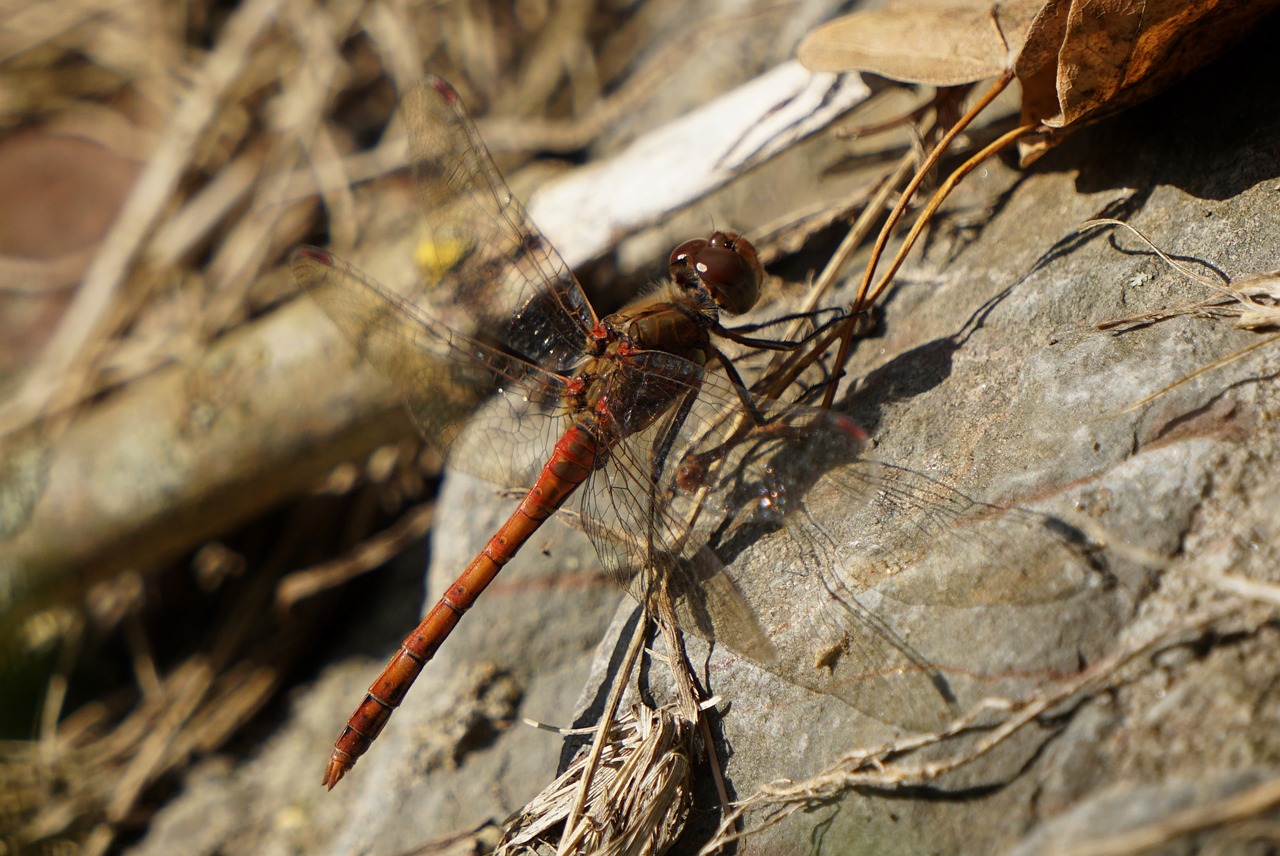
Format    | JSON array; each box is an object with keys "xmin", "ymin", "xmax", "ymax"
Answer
[{"xmin": 292, "ymin": 76, "xmax": 1102, "ymax": 789}]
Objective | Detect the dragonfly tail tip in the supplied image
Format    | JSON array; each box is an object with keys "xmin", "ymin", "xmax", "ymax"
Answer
[{"xmin": 322, "ymin": 760, "xmax": 348, "ymax": 790}]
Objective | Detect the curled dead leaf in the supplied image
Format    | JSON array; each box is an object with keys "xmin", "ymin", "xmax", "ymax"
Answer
[{"xmin": 1016, "ymin": 0, "xmax": 1280, "ymax": 163}]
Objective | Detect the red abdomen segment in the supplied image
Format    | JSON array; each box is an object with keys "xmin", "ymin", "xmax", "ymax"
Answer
[{"xmin": 322, "ymin": 427, "xmax": 599, "ymax": 788}]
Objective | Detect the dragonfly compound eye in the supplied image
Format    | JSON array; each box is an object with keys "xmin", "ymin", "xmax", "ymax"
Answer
[
  {"xmin": 669, "ymin": 239, "xmax": 709, "ymax": 286},
  {"xmin": 669, "ymin": 234, "xmax": 762, "ymax": 315}
]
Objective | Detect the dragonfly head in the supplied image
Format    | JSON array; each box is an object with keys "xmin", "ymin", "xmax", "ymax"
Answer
[{"xmin": 669, "ymin": 231, "xmax": 762, "ymax": 316}]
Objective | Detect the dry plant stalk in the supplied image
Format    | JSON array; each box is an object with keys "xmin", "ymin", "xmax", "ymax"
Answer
[
  {"xmin": 496, "ymin": 703, "xmax": 697, "ymax": 856},
  {"xmin": 497, "ymin": 582, "xmax": 711, "ymax": 856},
  {"xmin": 274, "ymin": 501, "xmax": 435, "ymax": 609},
  {"xmin": 1088, "ymin": 218, "xmax": 1280, "ymax": 332},
  {"xmin": 1087, "ymin": 218, "xmax": 1280, "ymax": 417}
]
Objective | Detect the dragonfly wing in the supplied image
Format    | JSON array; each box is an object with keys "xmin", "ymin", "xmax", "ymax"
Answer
[
  {"xmin": 291, "ymin": 247, "xmax": 571, "ymax": 485},
  {"xmin": 579, "ymin": 363, "xmax": 965, "ymax": 727},
  {"xmin": 801, "ymin": 457, "xmax": 1101, "ymax": 608},
  {"xmin": 403, "ymin": 77, "xmax": 596, "ymax": 373},
  {"xmin": 574, "ymin": 351, "xmax": 779, "ymax": 664},
  {"xmin": 708, "ymin": 396, "xmax": 1104, "ymax": 728},
  {"xmin": 651, "ymin": 376, "xmax": 960, "ymax": 726}
]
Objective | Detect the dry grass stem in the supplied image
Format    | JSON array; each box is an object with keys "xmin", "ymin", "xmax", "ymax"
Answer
[
  {"xmin": 854, "ymin": 74, "xmax": 1014, "ymax": 311},
  {"xmin": 0, "ymin": 0, "xmax": 285, "ymax": 435},
  {"xmin": 1086, "ymin": 219, "xmax": 1280, "ymax": 419},
  {"xmin": 497, "ymin": 703, "xmax": 697, "ymax": 856},
  {"xmin": 1088, "ymin": 218, "xmax": 1280, "ymax": 332},
  {"xmin": 560, "ymin": 612, "xmax": 651, "ymax": 853},
  {"xmin": 859, "ymin": 118, "xmax": 1039, "ymax": 308}
]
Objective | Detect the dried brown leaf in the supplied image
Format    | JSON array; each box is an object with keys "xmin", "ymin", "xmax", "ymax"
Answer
[
  {"xmin": 799, "ymin": 0, "xmax": 1280, "ymax": 165},
  {"xmin": 1015, "ymin": 0, "xmax": 1280, "ymax": 162},
  {"xmin": 798, "ymin": 0, "xmax": 1043, "ymax": 85}
]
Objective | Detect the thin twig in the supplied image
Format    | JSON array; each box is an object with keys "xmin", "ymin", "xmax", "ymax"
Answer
[
  {"xmin": 854, "ymin": 73, "xmax": 1014, "ymax": 310},
  {"xmin": 559, "ymin": 612, "xmax": 650, "ymax": 855},
  {"xmin": 820, "ymin": 74, "xmax": 1020, "ymax": 408},
  {"xmin": 1096, "ymin": 332, "xmax": 1280, "ymax": 419},
  {"xmin": 862, "ymin": 120, "xmax": 1038, "ymax": 309},
  {"xmin": 275, "ymin": 503, "xmax": 436, "ymax": 610}
]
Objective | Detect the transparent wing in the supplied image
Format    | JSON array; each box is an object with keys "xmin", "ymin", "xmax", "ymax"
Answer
[
  {"xmin": 291, "ymin": 247, "xmax": 571, "ymax": 485},
  {"xmin": 574, "ymin": 358, "xmax": 1105, "ymax": 730},
  {"xmin": 572, "ymin": 351, "xmax": 780, "ymax": 667},
  {"xmin": 402, "ymin": 76, "xmax": 596, "ymax": 372}
]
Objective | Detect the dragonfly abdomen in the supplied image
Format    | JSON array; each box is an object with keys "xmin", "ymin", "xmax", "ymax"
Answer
[{"xmin": 321, "ymin": 425, "xmax": 600, "ymax": 788}]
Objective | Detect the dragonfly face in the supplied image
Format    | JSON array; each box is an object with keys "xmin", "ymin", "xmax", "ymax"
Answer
[{"xmin": 669, "ymin": 230, "xmax": 762, "ymax": 316}]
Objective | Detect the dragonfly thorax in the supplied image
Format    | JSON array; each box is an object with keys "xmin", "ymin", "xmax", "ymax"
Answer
[{"xmin": 599, "ymin": 284, "xmax": 715, "ymax": 363}]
